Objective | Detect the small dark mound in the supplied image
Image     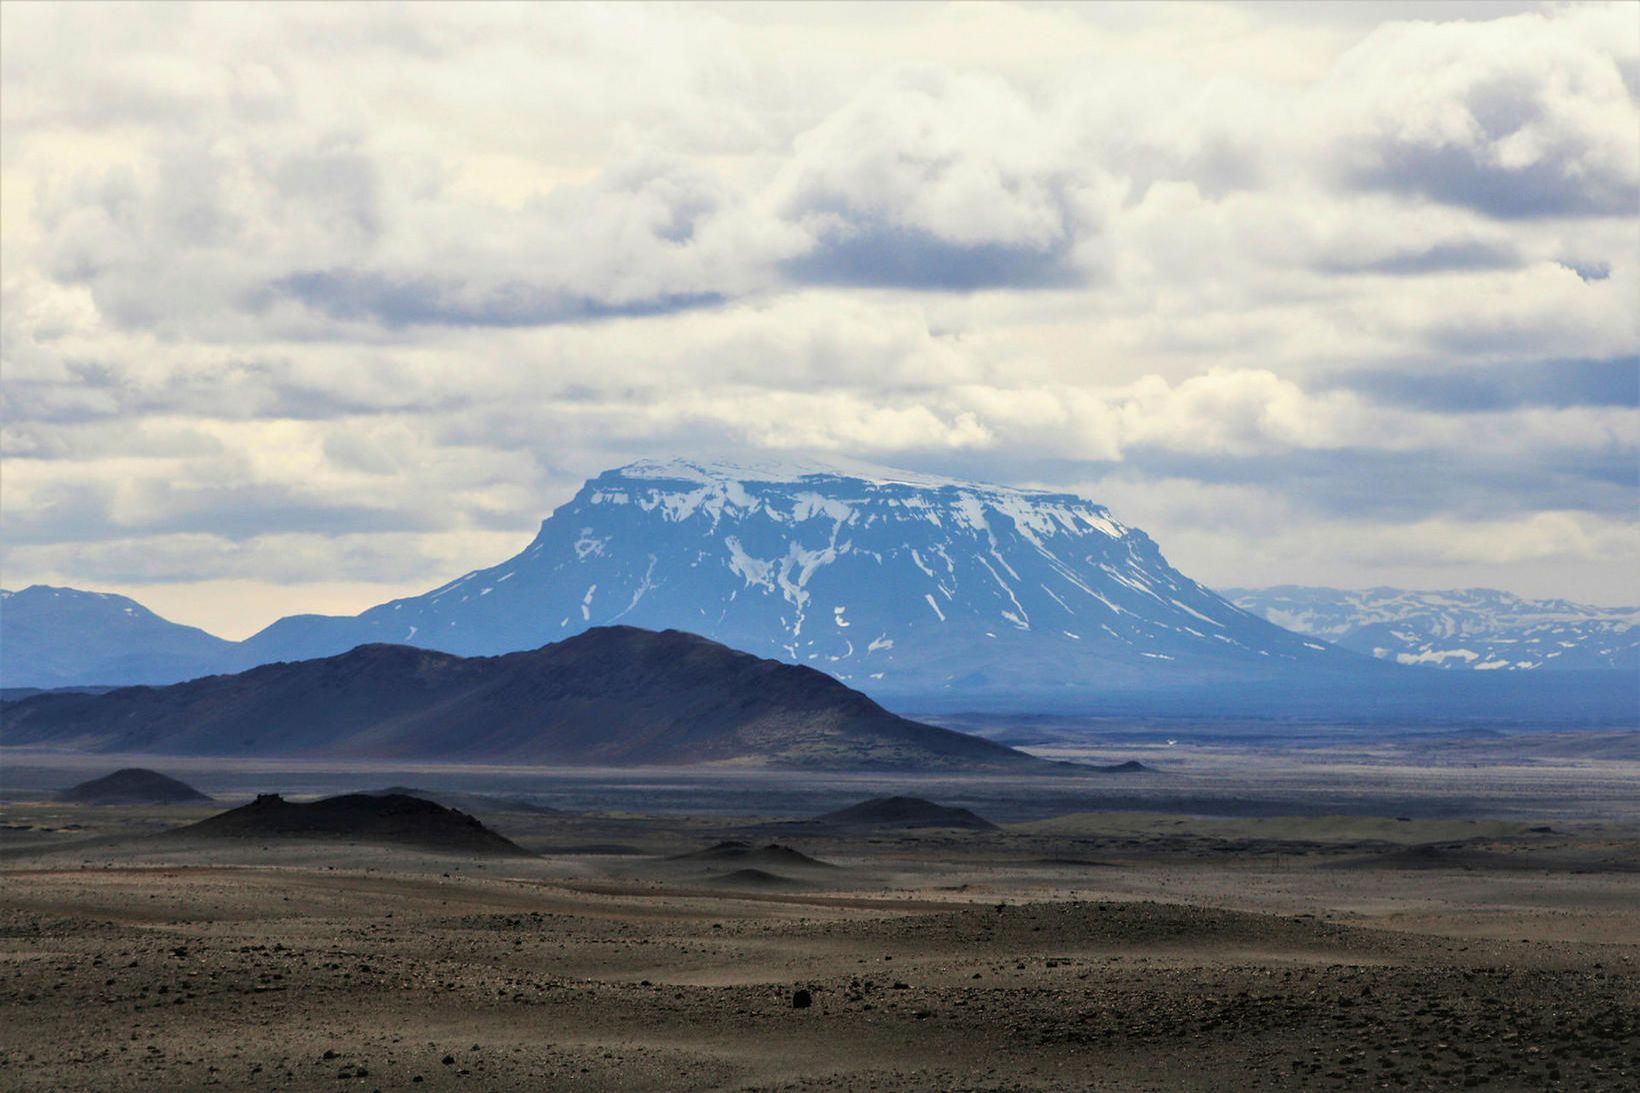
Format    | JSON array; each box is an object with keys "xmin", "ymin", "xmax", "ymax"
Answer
[
  {"xmin": 1091, "ymin": 760, "xmax": 1154, "ymax": 773},
  {"xmin": 173, "ymin": 793, "xmax": 530, "ymax": 856},
  {"xmin": 817, "ymin": 796, "xmax": 997, "ymax": 831},
  {"xmin": 58, "ymin": 768, "xmax": 211, "ymax": 805},
  {"xmin": 673, "ymin": 841, "xmax": 833, "ymax": 868},
  {"xmin": 710, "ymin": 868, "xmax": 809, "ymax": 888}
]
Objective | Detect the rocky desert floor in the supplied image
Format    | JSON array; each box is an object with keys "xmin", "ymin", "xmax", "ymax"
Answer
[{"xmin": 2, "ymin": 747, "xmax": 1638, "ymax": 1090}]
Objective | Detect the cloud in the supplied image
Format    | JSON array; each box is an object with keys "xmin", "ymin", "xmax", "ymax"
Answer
[
  {"xmin": 1122, "ymin": 443, "xmax": 1637, "ymax": 523},
  {"xmin": 773, "ymin": 68, "xmax": 1115, "ymax": 289},
  {"xmin": 267, "ymin": 270, "xmax": 726, "ymax": 329},
  {"xmin": 1070, "ymin": 473, "xmax": 1640, "ymax": 605},
  {"xmin": 1316, "ymin": 239, "xmax": 1522, "ymax": 275},
  {"xmin": 782, "ymin": 223, "xmax": 1079, "ymax": 291},
  {"xmin": 1325, "ymin": 356, "xmax": 1640, "ymax": 413},
  {"xmin": 1320, "ymin": 12, "xmax": 1640, "ymax": 218},
  {"xmin": 3, "ymin": 530, "xmax": 527, "ymax": 588},
  {"xmin": 2, "ymin": 1, "xmax": 1636, "ymax": 625}
]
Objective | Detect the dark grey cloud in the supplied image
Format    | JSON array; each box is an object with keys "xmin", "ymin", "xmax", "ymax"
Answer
[
  {"xmin": 1317, "ymin": 239, "xmax": 1521, "ymax": 275},
  {"xmin": 265, "ymin": 270, "xmax": 725, "ymax": 328},
  {"xmin": 1561, "ymin": 259, "xmax": 1611, "ymax": 282},
  {"xmin": 1323, "ymin": 356, "xmax": 1640, "ymax": 413},
  {"xmin": 1350, "ymin": 141, "xmax": 1639, "ymax": 220},
  {"xmin": 1118, "ymin": 447, "xmax": 1637, "ymax": 522},
  {"xmin": 783, "ymin": 222, "xmax": 1079, "ymax": 291}
]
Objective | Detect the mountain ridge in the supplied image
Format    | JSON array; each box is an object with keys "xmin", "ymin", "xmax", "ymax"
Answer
[
  {"xmin": 1225, "ymin": 585, "xmax": 1639, "ymax": 672},
  {"xmin": 0, "ymin": 585, "xmax": 236, "ymax": 688},
  {"xmin": 0, "ymin": 625, "xmax": 1045, "ymax": 770}
]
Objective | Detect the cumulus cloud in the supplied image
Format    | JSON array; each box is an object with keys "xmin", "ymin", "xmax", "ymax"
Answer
[
  {"xmin": 1319, "ymin": 11, "xmax": 1640, "ymax": 218},
  {"xmin": 773, "ymin": 69, "xmax": 1112, "ymax": 289}
]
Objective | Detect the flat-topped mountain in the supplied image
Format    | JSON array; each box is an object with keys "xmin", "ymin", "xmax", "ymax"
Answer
[
  {"xmin": 174, "ymin": 793, "xmax": 528, "ymax": 856},
  {"xmin": 1, "ymin": 460, "xmax": 1372, "ymax": 702},
  {"xmin": 58, "ymin": 767, "xmax": 212, "ymax": 805},
  {"xmin": 234, "ymin": 458, "xmax": 1362, "ymax": 698},
  {"xmin": 0, "ymin": 626, "xmax": 1041, "ymax": 770}
]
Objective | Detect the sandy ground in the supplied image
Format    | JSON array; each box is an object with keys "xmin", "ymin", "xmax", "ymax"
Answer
[{"xmin": 2, "ymin": 783, "xmax": 1638, "ymax": 1092}]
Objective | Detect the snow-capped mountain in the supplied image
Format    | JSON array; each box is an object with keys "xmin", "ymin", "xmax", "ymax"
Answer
[
  {"xmin": 0, "ymin": 585, "xmax": 236, "ymax": 688},
  {"xmin": 237, "ymin": 458, "xmax": 1355, "ymax": 696},
  {"xmin": 1224, "ymin": 586, "xmax": 1640, "ymax": 672}
]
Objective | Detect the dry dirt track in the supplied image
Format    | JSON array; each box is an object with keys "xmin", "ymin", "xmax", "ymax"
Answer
[{"xmin": 3, "ymin": 833, "xmax": 1638, "ymax": 1092}]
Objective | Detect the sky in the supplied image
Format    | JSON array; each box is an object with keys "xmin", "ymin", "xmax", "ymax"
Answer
[{"xmin": 1, "ymin": 0, "xmax": 1637, "ymax": 639}]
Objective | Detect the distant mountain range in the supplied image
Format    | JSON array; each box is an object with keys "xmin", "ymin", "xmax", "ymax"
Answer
[
  {"xmin": 0, "ymin": 586, "xmax": 235, "ymax": 688},
  {"xmin": 0, "ymin": 626, "xmax": 1041, "ymax": 769},
  {"xmin": 3, "ymin": 460, "xmax": 1634, "ymax": 723},
  {"xmin": 1225, "ymin": 586, "xmax": 1639, "ymax": 673}
]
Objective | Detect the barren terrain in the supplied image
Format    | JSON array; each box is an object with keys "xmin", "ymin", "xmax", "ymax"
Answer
[{"xmin": 2, "ymin": 738, "xmax": 1637, "ymax": 1090}]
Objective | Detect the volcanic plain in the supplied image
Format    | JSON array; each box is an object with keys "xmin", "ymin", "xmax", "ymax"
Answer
[{"xmin": 2, "ymin": 735, "xmax": 1637, "ymax": 1091}]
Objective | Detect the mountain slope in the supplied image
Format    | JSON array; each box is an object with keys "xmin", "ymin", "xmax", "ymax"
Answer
[
  {"xmin": 0, "ymin": 586, "xmax": 236, "ymax": 688},
  {"xmin": 233, "ymin": 458, "xmax": 1363, "ymax": 698},
  {"xmin": 0, "ymin": 626, "xmax": 1041, "ymax": 769},
  {"xmin": 1225, "ymin": 586, "xmax": 1639, "ymax": 672}
]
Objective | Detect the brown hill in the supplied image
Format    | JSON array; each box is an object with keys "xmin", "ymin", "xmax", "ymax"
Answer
[
  {"xmin": 173, "ymin": 793, "xmax": 529, "ymax": 856},
  {"xmin": 1, "ymin": 627, "xmax": 1041, "ymax": 770}
]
